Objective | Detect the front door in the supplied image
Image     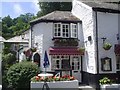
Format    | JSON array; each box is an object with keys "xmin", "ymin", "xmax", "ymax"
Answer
[{"xmin": 71, "ymin": 56, "xmax": 81, "ymax": 82}]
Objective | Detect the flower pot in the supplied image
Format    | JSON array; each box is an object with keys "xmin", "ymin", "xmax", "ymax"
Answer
[
  {"xmin": 103, "ymin": 46, "xmax": 111, "ymax": 50},
  {"xmin": 31, "ymin": 80, "xmax": 78, "ymax": 89},
  {"xmin": 100, "ymin": 84, "xmax": 120, "ymax": 90},
  {"xmin": 103, "ymin": 43, "xmax": 112, "ymax": 50}
]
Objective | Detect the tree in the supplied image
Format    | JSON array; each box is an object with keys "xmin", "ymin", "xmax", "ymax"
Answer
[
  {"xmin": 37, "ymin": 2, "xmax": 72, "ymax": 17},
  {"xmin": 2, "ymin": 13, "xmax": 35, "ymax": 38}
]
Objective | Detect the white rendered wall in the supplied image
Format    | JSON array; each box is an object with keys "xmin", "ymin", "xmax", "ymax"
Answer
[
  {"xmin": 32, "ymin": 21, "xmax": 83, "ymax": 71},
  {"xmin": 32, "ymin": 22, "xmax": 53, "ymax": 71},
  {"xmin": 72, "ymin": 0, "xmax": 97, "ymax": 74},
  {"xmin": 97, "ymin": 12, "xmax": 119, "ymax": 73}
]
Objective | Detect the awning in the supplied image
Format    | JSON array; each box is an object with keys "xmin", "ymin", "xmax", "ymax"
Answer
[
  {"xmin": 49, "ymin": 47, "xmax": 84, "ymax": 55},
  {"xmin": 114, "ymin": 44, "xmax": 120, "ymax": 55}
]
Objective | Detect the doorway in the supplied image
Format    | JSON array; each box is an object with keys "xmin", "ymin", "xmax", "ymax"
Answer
[{"xmin": 71, "ymin": 56, "xmax": 81, "ymax": 82}]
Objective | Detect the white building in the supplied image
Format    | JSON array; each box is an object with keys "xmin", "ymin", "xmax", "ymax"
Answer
[
  {"xmin": 30, "ymin": 11, "xmax": 84, "ymax": 82},
  {"xmin": 5, "ymin": 30, "xmax": 29, "ymax": 61},
  {"xmin": 30, "ymin": 1, "xmax": 120, "ymax": 88},
  {"xmin": 0, "ymin": 36, "xmax": 5, "ymax": 85},
  {"xmin": 72, "ymin": 0, "xmax": 120, "ymax": 88}
]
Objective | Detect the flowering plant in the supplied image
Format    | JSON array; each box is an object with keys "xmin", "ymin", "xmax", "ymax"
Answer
[{"xmin": 31, "ymin": 75, "xmax": 75, "ymax": 82}]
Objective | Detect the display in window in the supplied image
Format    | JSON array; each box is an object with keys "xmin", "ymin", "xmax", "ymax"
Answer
[{"xmin": 101, "ymin": 57, "xmax": 112, "ymax": 71}]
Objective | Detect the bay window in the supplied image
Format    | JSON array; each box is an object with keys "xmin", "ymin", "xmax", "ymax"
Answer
[{"xmin": 53, "ymin": 23, "xmax": 77, "ymax": 38}]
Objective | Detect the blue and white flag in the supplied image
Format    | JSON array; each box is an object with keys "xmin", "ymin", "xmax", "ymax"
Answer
[{"xmin": 43, "ymin": 51, "xmax": 50, "ymax": 68}]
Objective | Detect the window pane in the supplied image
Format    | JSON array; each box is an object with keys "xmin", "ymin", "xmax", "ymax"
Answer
[
  {"xmin": 71, "ymin": 24, "xmax": 77, "ymax": 38},
  {"xmin": 54, "ymin": 23, "xmax": 61, "ymax": 37},
  {"xmin": 62, "ymin": 24, "xmax": 69, "ymax": 38},
  {"xmin": 62, "ymin": 59, "xmax": 70, "ymax": 69},
  {"xmin": 116, "ymin": 56, "xmax": 120, "ymax": 70}
]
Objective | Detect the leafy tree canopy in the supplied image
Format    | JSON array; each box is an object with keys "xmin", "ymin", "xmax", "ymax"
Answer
[
  {"xmin": 37, "ymin": 2, "xmax": 72, "ymax": 17},
  {"xmin": 2, "ymin": 13, "xmax": 35, "ymax": 39}
]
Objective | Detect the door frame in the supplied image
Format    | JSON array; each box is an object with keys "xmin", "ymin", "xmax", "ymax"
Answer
[{"xmin": 70, "ymin": 55, "xmax": 83, "ymax": 82}]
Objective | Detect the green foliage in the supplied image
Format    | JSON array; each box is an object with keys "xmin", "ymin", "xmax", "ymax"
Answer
[
  {"xmin": 2, "ymin": 52, "xmax": 17, "ymax": 88},
  {"xmin": 37, "ymin": 2, "xmax": 72, "ymax": 17},
  {"xmin": 99, "ymin": 77, "xmax": 113, "ymax": 85},
  {"xmin": 103, "ymin": 42, "xmax": 112, "ymax": 50},
  {"xmin": 2, "ymin": 52, "xmax": 16, "ymax": 66},
  {"xmin": 2, "ymin": 13, "xmax": 35, "ymax": 39},
  {"xmin": 7, "ymin": 61, "xmax": 40, "ymax": 89},
  {"xmin": 78, "ymin": 47, "xmax": 85, "ymax": 52}
]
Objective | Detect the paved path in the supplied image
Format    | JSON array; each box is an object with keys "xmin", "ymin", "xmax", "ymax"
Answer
[{"xmin": 79, "ymin": 85, "xmax": 96, "ymax": 90}]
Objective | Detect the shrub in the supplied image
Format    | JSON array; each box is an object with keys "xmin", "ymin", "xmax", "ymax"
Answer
[
  {"xmin": 7, "ymin": 61, "xmax": 40, "ymax": 89},
  {"xmin": 2, "ymin": 52, "xmax": 17, "ymax": 88},
  {"xmin": 99, "ymin": 77, "xmax": 113, "ymax": 85}
]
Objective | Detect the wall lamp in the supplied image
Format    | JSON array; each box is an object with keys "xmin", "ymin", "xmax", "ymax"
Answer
[{"xmin": 101, "ymin": 37, "xmax": 107, "ymax": 44}]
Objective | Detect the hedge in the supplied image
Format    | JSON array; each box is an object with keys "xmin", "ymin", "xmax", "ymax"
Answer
[{"xmin": 7, "ymin": 61, "xmax": 40, "ymax": 89}]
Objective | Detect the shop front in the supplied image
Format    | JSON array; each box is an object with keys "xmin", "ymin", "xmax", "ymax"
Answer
[{"xmin": 49, "ymin": 47, "xmax": 84, "ymax": 82}]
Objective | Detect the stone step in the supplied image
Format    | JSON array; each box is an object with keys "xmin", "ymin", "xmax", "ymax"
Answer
[{"xmin": 78, "ymin": 85, "xmax": 96, "ymax": 90}]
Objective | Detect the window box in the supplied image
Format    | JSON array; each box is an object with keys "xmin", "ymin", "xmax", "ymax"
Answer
[
  {"xmin": 53, "ymin": 38, "xmax": 78, "ymax": 46},
  {"xmin": 31, "ymin": 80, "xmax": 78, "ymax": 89},
  {"xmin": 100, "ymin": 84, "xmax": 120, "ymax": 90}
]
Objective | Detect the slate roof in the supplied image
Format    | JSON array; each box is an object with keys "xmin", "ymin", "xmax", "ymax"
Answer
[
  {"xmin": 30, "ymin": 11, "xmax": 81, "ymax": 25},
  {"xmin": 84, "ymin": 2, "xmax": 119, "ymax": 10},
  {"xmin": 78, "ymin": 0, "xmax": 120, "ymax": 3},
  {"xmin": 5, "ymin": 36, "xmax": 28, "ymax": 43}
]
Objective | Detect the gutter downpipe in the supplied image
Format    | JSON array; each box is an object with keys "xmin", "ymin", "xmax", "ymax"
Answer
[
  {"xmin": 95, "ymin": 11, "xmax": 100, "ymax": 90},
  {"xmin": 95, "ymin": 11, "xmax": 99, "ymax": 74},
  {"xmin": 30, "ymin": 25, "xmax": 33, "ymax": 48}
]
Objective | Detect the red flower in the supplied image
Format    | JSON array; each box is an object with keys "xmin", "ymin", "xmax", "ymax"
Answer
[{"xmin": 35, "ymin": 76, "xmax": 40, "ymax": 81}]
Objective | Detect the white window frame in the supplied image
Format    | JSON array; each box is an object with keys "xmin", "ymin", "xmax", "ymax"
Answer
[
  {"xmin": 53, "ymin": 23, "xmax": 78, "ymax": 38},
  {"xmin": 54, "ymin": 23, "xmax": 62, "ymax": 37},
  {"xmin": 62, "ymin": 24, "xmax": 69, "ymax": 38},
  {"xmin": 71, "ymin": 23, "xmax": 78, "ymax": 38},
  {"xmin": 116, "ymin": 56, "xmax": 120, "ymax": 70},
  {"xmin": 51, "ymin": 55, "xmax": 69, "ymax": 70},
  {"xmin": 51, "ymin": 55, "xmax": 61, "ymax": 70},
  {"xmin": 71, "ymin": 56, "xmax": 80, "ymax": 70}
]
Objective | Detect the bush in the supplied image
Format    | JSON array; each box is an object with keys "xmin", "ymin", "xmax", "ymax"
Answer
[
  {"xmin": 2, "ymin": 52, "xmax": 16, "ymax": 67},
  {"xmin": 2, "ymin": 52, "xmax": 17, "ymax": 88},
  {"xmin": 7, "ymin": 61, "xmax": 40, "ymax": 89}
]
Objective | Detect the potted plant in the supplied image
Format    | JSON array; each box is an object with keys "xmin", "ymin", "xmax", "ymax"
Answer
[
  {"xmin": 31, "ymin": 75, "xmax": 78, "ymax": 89},
  {"xmin": 99, "ymin": 77, "xmax": 119, "ymax": 90},
  {"xmin": 78, "ymin": 47, "xmax": 85, "ymax": 52},
  {"xmin": 103, "ymin": 42, "xmax": 112, "ymax": 50},
  {"xmin": 99, "ymin": 77, "xmax": 112, "ymax": 85}
]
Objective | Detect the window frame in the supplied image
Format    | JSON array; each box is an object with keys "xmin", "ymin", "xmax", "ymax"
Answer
[
  {"xmin": 53, "ymin": 23, "xmax": 62, "ymax": 38},
  {"xmin": 51, "ymin": 55, "xmax": 61, "ymax": 70},
  {"xmin": 71, "ymin": 23, "xmax": 78, "ymax": 38},
  {"xmin": 116, "ymin": 55, "xmax": 120, "ymax": 70},
  {"xmin": 53, "ymin": 23, "xmax": 78, "ymax": 38},
  {"xmin": 62, "ymin": 23, "xmax": 70, "ymax": 38},
  {"xmin": 51, "ymin": 55, "xmax": 70, "ymax": 70}
]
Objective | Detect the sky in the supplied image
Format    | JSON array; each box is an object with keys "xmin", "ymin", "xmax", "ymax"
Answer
[{"xmin": 1, "ymin": 0, "xmax": 40, "ymax": 19}]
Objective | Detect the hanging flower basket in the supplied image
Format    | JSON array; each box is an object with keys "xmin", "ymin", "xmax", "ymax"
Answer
[
  {"xmin": 103, "ymin": 42, "xmax": 112, "ymax": 50},
  {"xmin": 77, "ymin": 47, "xmax": 85, "ymax": 54}
]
